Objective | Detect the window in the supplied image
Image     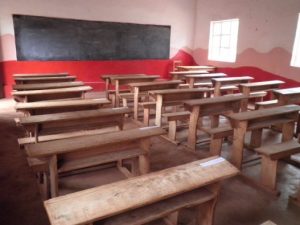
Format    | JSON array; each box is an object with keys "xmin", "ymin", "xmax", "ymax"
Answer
[
  {"xmin": 208, "ymin": 19, "xmax": 239, "ymax": 63},
  {"xmin": 291, "ymin": 13, "xmax": 300, "ymax": 67}
]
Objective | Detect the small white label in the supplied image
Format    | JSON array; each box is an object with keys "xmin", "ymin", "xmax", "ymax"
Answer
[{"xmin": 200, "ymin": 157, "xmax": 225, "ymax": 167}]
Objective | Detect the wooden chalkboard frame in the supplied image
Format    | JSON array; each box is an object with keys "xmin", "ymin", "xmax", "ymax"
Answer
[{"xmin": 13, "ymin": 15, "xmax": 171, "ymax": 61}]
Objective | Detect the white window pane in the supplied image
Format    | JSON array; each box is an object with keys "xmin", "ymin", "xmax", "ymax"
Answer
[
  {"xmin": 212, "ymin": 36, "xmax": 221, "ymax": 48},
  {"xmin": 213, "ymin": 22, "xmax": 222, "ymax": 35},
  {"xmin": 221, "ymin": 35, "xmax": 231, "ymax": 48},
  {"xmin": 291, "ymin": 13, "xmax": 300, "ymax": 67},
  {"xmin": 222, "ymin": 21, "xmax": 231, "ymax": 35}
]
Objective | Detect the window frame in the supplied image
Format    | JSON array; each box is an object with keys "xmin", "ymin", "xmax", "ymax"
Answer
[{"xmin": 291, "ymin": 13, "xmax": 300, "ymax": 67}]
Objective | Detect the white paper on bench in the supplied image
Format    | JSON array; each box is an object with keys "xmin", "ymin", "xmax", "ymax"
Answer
[{"xmin": 199, "ymin": 157, "xmax": 225, "ymax": 167}]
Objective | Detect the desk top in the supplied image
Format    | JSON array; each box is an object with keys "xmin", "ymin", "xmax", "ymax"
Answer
[
  {"xmin": 13, "ymin": 81, "xmax": 85, "ymax": 91},
  {"xmin": 128, "ymin": 80, "xmax": 183, "ymax": 88},
  {"xmin": 101, "ymin": 74, "xmax": 146, "ymax": 79},
  {"xmin": 184, "ymin": 94, "xmax": 246, "ymax": 107},
  {"xmin": 272, "ymin": 87, "xmax": 300, "ymax": 95},
  {"xmin": 184, "ymin": 73, "xmax": 227, "ymax": 78},
  {"xmin": 15, "ymin": 98, "xmax": 110, "ymax": 110},
  {"xmin": 169, "ymin": 70, "xmax": 209, "ymax": 75},
  {"xmin": 109, "ymin": 75, "xmax": 158, "ymax": 81},
  {"xmin": 228, "ymin": 104, "xmax": 300, "ymax": 121},
  {"xmin": 18, "ymin": 107, "xmax": 131, "ymax": 125},
  {"xmin": 149, "ymin": 88, "xmax": 209, "ymax": 95},
  {"xmin": 13, "ymin": 73, "xmax": 69, "ymax": 78},
  {"xmin": 44, "ymin": 156, "xmax": 238, "ymax": 225},
  {"xmin": 212, "ymin": 76, "xmax": 254, "ymax": 83},
  {"xmin": 14, "ymin": 76, "xmax": 76, "ymax": 82},
  {"xmin": 12, "ymin": 86, "xmax": 92, "ymax": 96},
  {"xmin": 177, "ymin": 65, "xmax": 216, "ymax": 71},
  {"xmin": 26, "ymin": 126, "xmax": 165, "ymax": 157},
  {"xmin": 239, "ymin": 80, "xmax": 284, "ymax": 88}
]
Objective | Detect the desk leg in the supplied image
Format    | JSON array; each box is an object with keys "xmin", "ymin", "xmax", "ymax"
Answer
[
  {"xmin": 189, "ymin": 77, "xmax": 195, "ymax": 88},
  {"xmin": 249, "ymin": 128, "xmax": 263, "ymax": 148},
  {"xmin": 187, "ymin": 106, "xmax": 200, "ymax": 150},
  {"xmin": 115, "ymin": 80, "xmax": 120, "ymax": 107},
  {"xmin": 282, "ymin": 121, "xmax": 294, "ymax": 142},
  {"xmin": 139, "ymin": 138, "xmax": 150, "ymax": 174},
  {"xmin": 155, "ymin": 95, "xmax": 163, "ymax": 126},
  {"xmin": 214, "ymin": 83, "xmax": 221, "ymax": 97},
  {"xmin": 241, "ymin": 89, "xmax": 250, "ymax": 112},
  {"xmin": 105, "ymin": 78, "xmax": 109, "ymax": 98},
  {"xmin": 49, "ymin": 155, "xmax": 58, "ymax": 198},
  {"xmin": 133, "ymin": 87, "xmax": 140, "ymax": 120},
  {"xmin": 231, "ymin": 121, "xmax": 248, "ymax": 169},
  {"xmin": 211, "ymin": 115, "xmax": 219, "ymax": 128}
]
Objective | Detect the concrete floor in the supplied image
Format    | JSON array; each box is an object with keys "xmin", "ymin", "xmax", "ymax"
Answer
[{"xmin": 0, "ymin": 96, "xmax": 299, "ymax": 225}]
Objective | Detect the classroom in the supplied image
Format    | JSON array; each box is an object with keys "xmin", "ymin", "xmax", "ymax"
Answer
[{"xmin": 0, "ymin": 0, "xmax": 300, "ymax": 225}]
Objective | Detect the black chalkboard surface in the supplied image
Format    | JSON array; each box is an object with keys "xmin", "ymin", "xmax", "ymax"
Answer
[{"xmin": 13, "ymin": 15, "xmax": 171, "ymax": 61}]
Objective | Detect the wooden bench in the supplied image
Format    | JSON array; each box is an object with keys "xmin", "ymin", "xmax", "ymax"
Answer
[
  {"xmin": 212, "ymin": 76, "xmax": 254, "ymax": 96},
  {"xmin": 169, "ymin": 70, "xmax": 208, "ymax": 80},
  {"xmin": 15, "ymin": 98, "xmax": 111, "ymax": 116},
  {"xmin": 184, "ymin": 73, "xmax": 227, "ymax": 88},
  {"xmin": 201, "ymin": 126, "xmax": 233, "ymax": 156},
  {"xmin": 43, "ymin": 156, "xmax": 238, "ymax": 225},
  {"xmin": 12, "ymin": 86, "xmax": 92, "ymax": 102},
  {"xmin": 128, "ymin": 80, "xmax": 183, "ymax": 120},
  {"xmin": 25, "ymin": 126, "xmax": 166, "ymax": 198},
  {"xmin": 13, "ymin": 72, "xmax": 69, "ymax": 78},
  {"xmin": 227, "ymin": 104, "xmax": 300, "ymax": 169},
  {"xmin": 255, "ymin": 99, "xmax": 279, "ymax": 109},
  {"xmin": 14, "ymin": 75, "xmax": 76, "ymax": 84},
  {"xmin": 12, "ymin": 81, "xmax": 85, "ymax": 91},
  {"xmin": 177, "ymin": 65, "xmax": 216, "ymax": 72},
  {"xmin": 254, "ymin": 140, "xmax": 300, "ymax": 193},
  {"xmin": 17, "ymin": 107, "xmax": 131, "ymax": 144},
  {"xmin": 239, "ymin": 80, "xmax": 284, "ymax": 111}
]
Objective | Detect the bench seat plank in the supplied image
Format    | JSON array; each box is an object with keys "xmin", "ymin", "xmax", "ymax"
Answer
[
  {"xmin": 13, "ymin": 73, "xmax": 69, "ymax": 78},
  {"xmin": 26, "ymin": 127, "xmax": 165, "ymax": 158},
  {"xmin": 102, "ymin": 188, "xmax": 215, "ymax": 225},
  {"xmin": 44, "ymin": 156, "xmax": 238, "ymax": 225},
  {"xmin": 13, "ymin": 81, "xmax": 84, "ymax": 91},
  {"xmin": 255, "ymin": 140, "xmax": 300, "ymax": 160}
]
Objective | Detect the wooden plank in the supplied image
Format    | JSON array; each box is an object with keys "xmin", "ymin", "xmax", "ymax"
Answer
[
  {"xmin": 25, "ymin": 127, "xmax": 166, "ymax": 158},
  {"xmin": 102, "ymin": 188, "xmax": 215, "ymax": 225},
  {"xmin": 18, "ymin": 107, "xmax": 131, "ymax": 125},
  {"xmin": 13, "ymin": 72, "xmax": 69, "ymax": 78},
  {"xmin": 239, "ymin": 80, "xmax": 284, "ymax": 92},
  {"xmin": 255, "ymin": 140, "xmax": 300, "ymax": 160},
  {"xmin": 13, "ymin": 81, "xmax": 84, "ymax": 91},
  {"xmin": 228, "ymin": 104, "xmax": 300, "ymax": 121},
  {"xmin": 44, "ymin": 157, "xmax": 238, "ymax": 225},
  {"xmin": 129, "ymin": 80, "xmax": 183, "ymax": 92},
  {"xmin": 212, "ymin": 76, "xmax": 254, "ymax": 85},
  {"xmin": 14, "ymin": 76, "xmax": 76, "ymax": 84},
  {"xmin": 12, "ymin": 86, "xmax": 92, "ymax": 96},
  {"xmin": 177, "ymin": 65, "xmax": 216, "ymax": 71}
]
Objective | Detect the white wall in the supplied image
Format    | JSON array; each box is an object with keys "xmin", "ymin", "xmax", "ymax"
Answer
[
  {"xmin": 0, "ymin": 0, "xmax": 197, "ymax": 61},
  {"xmin": 193, "ymin": 0, "xmax": 300, "ymax": 81}
]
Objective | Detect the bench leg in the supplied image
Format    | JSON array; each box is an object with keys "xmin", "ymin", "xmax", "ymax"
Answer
[
  {"xmin": 49, "ymin": 155, "xmax": 58, "ymax": 198},
  {"xmin": 187, "ymin": 107, "xmax": 200, "ymax": 150},
  {"xmin": 143, "ymin": 108, "xmax": 150, "ymax": 126},
  {"xmin": 211, "ymin": 115, "xmax": 219, "ymax": 128},
  {"xmin": 168, "ymin": 120, "xmax": 177, "ymax": 141},
  {"xmin": 231, "ymin": 121, "xmax": 248, "ymax": 169},
  {"xmin": 249, "ymin": 128, "xmax": 263, "ymax": 149},
  {"xmin": 261, "ymin": 155, "xmax": 278, "ymax": 191},
  {"xmin": 282, "ymin": 121, "xmax": 294, "ymax": 142},
  {"xmin": 209, "ymin": 138, "xmax": 222, "ymax": 156},
  {"xmin": 131, "ymin": 158, "xmax": 140, "ymax": 176},
  {"xmin": 139, "ymin": 139, "xmax": 150, "ymax": 174},
  {"xmin": 164, "ymin": 211, "xmax": 179, "ymax": 225}
]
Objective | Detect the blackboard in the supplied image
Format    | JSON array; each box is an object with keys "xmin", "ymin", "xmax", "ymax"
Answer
[{"xmin": 13, "ymin": 15, "xmax": 171, "ymax": 61}]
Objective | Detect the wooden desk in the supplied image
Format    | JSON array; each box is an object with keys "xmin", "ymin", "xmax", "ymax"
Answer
[
  {"xmin": 129, "ymin": 80, "xmax": 183, "ymax": 120},
  {"xmin": 13, "ymin": 73, "xmax": 69, "ymax": 78},
  {"xmin": 15, "ymin": 76, "xmax": 76, "ymax": 84},
  {"xmin": 239, "ymin": 80, "xmax": 284, "ymax": 111},
  {"xmin": 184, "ymin": 94, "xmax": 247, "ymax": 150},
  {"xmin": 227, "ymin": 104, "xmax": 300, "ymax": 169},
  {"xmin": 212, "ymin": 76, "xmax": 254, "ymax": 96},
  {"xmin": 15, "ymin": 98, "xmax": 111, "ymax": 116},
  {"xmin": 101, "ymin": 74, "xmax": 145, "ymax": 92},
  {"xmin": 17, "ymin": 107, "xmax": 131, "ymax": 142},
  {"xmin": 149, "ymin": 88, "xmax": 209, "ymax": 126},
  {"xmin": 185, "ymin": 73, "xmax": 227, "ymax": 88},
  {"xmin": 44, "ymin": 156, "xmax": 238, "ymax": 225},
  {"xmin": 25, "ymin": 126, "xmax": 166, "ymax": 197},
  {"xmin": 169, "ymin": 70, "xmax": 208, "ymax": 80},
  {"xmin": 108, "ymin": 75, "xmax": 159, "ymax": 106},
  {"xmin": 12, "ymin": 86, "xmax": 92, "ymax": 102},
  {"xmin": 177, "ymin": 65, "xmax": 216, "ymax": 72},
  {"xmin": 13, "ymin": 81, "xmax": 85, "ymax": 91},
  {"xmin": 272, "ymin": 87, "xmax": 300, "ymax": 105}
]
